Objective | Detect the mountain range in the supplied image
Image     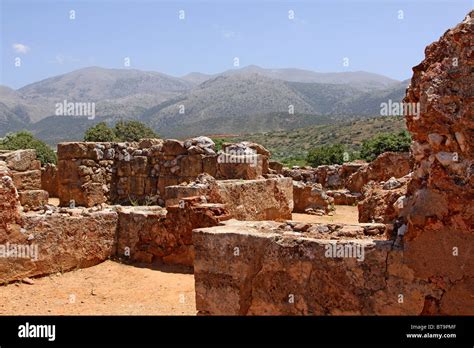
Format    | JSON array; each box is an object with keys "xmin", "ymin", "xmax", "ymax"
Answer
[{"xmin": 0, "ymin": 65, "xmax": 409, "ymax": 144}]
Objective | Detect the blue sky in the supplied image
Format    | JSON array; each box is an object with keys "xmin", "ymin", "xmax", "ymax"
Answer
[{"xmin": 1, "ymin": 0, "xmax": 472, "ymax": 88}]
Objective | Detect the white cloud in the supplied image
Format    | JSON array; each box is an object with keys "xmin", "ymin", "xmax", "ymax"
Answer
[{"xmin": 12, "ymin": 43, "xmax": 30, "ymax": 54}]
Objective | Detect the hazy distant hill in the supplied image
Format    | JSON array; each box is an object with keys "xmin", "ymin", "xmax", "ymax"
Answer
[
  {"xmin": 0, "ymin": 65, "xmax": 408, "ymax": 144},
  {"xmin": 219, "ymin": 65, "xmax": 400, "ymax": 90}
]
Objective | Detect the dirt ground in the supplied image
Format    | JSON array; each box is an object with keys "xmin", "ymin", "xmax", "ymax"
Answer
[
  {"xmin": 0, "ymin": 260, "xmax": 196, "ymax": 315},
  {"xmin": 0, "ymin": 206, "xmax": 358, "ymax": 315},
  {"xmin": 292, "ymin": 205, "xmax": 359, "ymax": 224}
]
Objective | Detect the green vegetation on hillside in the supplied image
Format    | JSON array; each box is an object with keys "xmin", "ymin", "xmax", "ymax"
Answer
[
  {"xmin": 307, "ymin": 144, "xmax": 353, "ymax": 167},
  {"xmin": 0, "ymin": 131, "xmax": 57, "ymax": 165},
  {"xmin": 233, "ymin": 116, "xmax": 407, "ymax": 165},
  {"xmin": 84, "ymin": 120, "xmax": 158, "ymax": 142},
  {"xmin": 360, "ymin": 130, "xmax": 411, "ymax": 161}
]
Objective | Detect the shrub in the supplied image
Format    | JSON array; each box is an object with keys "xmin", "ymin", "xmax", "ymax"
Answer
[
  {"xmin": 0, "ymin": 131, "xmax": 57, "ymax": 165},
  {"xmin": 114, "ymin": 120, "xmax": 157, "ymax": 142},
  {"xmin": 84, "ymin": 122, "xmax": 117, "ymax": 142},
  {"xmin": 306, "ymin": 144, "xmax": 346, "ymax": 166},
  {"xmin": 83, "ymin": 120, "xmax": 158, "ymax": 142},
  {"xmin": 211, "ymin": 138, "xmax": 226, "ymax": 151},
  {"xmin": 360, "ymin": 130, "xmax": 411, "ymax": 162}
]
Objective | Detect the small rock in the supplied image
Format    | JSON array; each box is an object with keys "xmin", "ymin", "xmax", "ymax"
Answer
[{"xmin": 22, "ymin": 277, "xmax": 35, "ymax": 285}]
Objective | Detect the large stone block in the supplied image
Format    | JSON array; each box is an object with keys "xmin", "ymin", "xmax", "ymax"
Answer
[
  {"xmin": 162, "ymin": 139, "xmax": 187, "ymax": 156},
  {"xmin": 179, "ymin": 154, "xmax": 204, "ymax": 177},
  {"xmin": 293, "ymin": 181, "xmax": 333, "ymax": 214},
  {"xmin": 0, "ymin": 162, "xmax": 22, "ymax": 234},
  {"xmin": 18, "ymin": 190, "xmax": 49, "ymax": 211},
  {"xmin": 217, "ymin": 178, "xmax": 293, "ymax": 220},
  {"xmin": 0, "ymin": 150, "xmax": 37, "ymax": 172},
  {"xmin": 41, "ymin": 163, "xmax": 59, "ymax": 197},
  {"xmin": 12, "ymin": 170, "xmax": 42, "ymax": 190},
  {"xmin": 358, "ymin": 176, "xmax": 409, "ymax": 224},
  {"xmin": 346, "ymin": 152, "xmax": 413, "ymax": 193},
  {"xmin": 216, "ymin": 154, "xmax": 265, "ymax": 180},
  {"xmin": 57, "ymin": 142, "xmax": 102, "ymax": 160},
  {"xmin": 0, "ymin": 210, "xmax": 118, "ymax": 284},
  {"xmin": 193, "ymin": 220, "xmax": 431, "ymax": 315},
  {"xmin": 117, "ymin": 199, "xmax": 230, "ymax": 266}
]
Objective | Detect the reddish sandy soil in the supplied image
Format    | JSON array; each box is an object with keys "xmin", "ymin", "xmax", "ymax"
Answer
[
  {"xmin": 0, "ymin": 205, "xmax": 358, "ymax": 315},
  {"xmin": 0, "ymin": 260, "xmax": 196, "ymax": 315},
  {"xmin": 292, "ymin": 205, "xmax": 359, "ymax": 224}
]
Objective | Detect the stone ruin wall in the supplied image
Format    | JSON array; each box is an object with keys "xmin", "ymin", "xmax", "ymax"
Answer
[
  {"xmin": 56, "ymin": 139, "xmax": 269, "ymax": 208},
  {"xmin": 0, "ymin": 139, "xmax": 288, "ymax": 283}
]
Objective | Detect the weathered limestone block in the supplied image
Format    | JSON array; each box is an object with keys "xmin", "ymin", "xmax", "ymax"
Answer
[
  {"xmin": 12, "ymin": 170, "xmax": 42, "ymax": 190},
  {"xmin": 162, "ymin": 139, "xmax": 187, "ymax": 156},
  {"xmin": 167, "ymin": 177, "xmax": 292, "ymax": 221},
  {"xmin": 184, "ymin": 136, "xmax": 216, "ymax": 155},
  {"xmin": 293, "ymin": 181, "xmax": 333, "ymax": 214},
  {"xmin": 193, "ymin": 220, "xmax": 432, "ymax": 315},
  {"xmin": 0, "ymin": 150, "xmax": 38, "ymax": 172},
  {"xmin": 346, "ymin": 152, "xmax": 413, "ymax": 193},
  {"xmin": 179, "ymin": 154, "xmax": 204, "ymax": 177},
  {"xmin": 41, "ymin": 163, "xmax": 59, "ymax": 197},
  {"xmin": 326, "ymin": 189, "xmax": 361, "ymax": 205},
  {"xmin": 57, "ymin": 142, "xmax": 104, "ymax": 160},
  {"xmin": 222, "ymin": 141, "xmax": 271, "ymax": 157},
  {"xmin": 117, "ymin": 199, "xmax": 230, "ymax": 266},
  {"xmin": 268, "ymin": 160, "xmax": 284, "ymax": 174},
  {"xmin": 165, "ymin": 185, "xmax": 211, "ymax": 207},
  {"xmin": 18, "ymin": 190, "xmax": 49, "ymax": 211},
  {"xmin": 340, "ymin": 161, "xmax": 367, "ymax": 180},
  {"xmin": 313, "ymin": 165, "xmax": 343, "ymax": 189},
  {"xmin": 216, "ymin": 154, "xmax": 266, "ymax": 180},
  {"xmin": 116, "ymin": 206, "xmax": 168, "ymax": 263},
  {"xmin": 358, "ymin": 176, "xmax": 409, "ymax": 224},
  {"xmin": 0, "ymin": 210, "xmax": 118, "ymax": 284},
  {"xmin": 0, "ymin": 162, "xmax": 22, "ymax": 233},
  {"xmin": 217, "ymin": 178, "xmax": 293, "ymax": 220}
]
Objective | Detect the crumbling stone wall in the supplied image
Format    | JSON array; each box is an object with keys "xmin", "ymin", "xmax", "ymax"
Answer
[
  {"xmin": 282, "ymin": 162, "xmax": 365, "ymax": 189},
  {"xmin": 116, "ymin": 197, "xmax": 231, "ymax": 266},
  {"xmin": 358, "ymin": 175, "xmax": 410, "ymax": 224},
  {"xmin": 41, "ymin": 163, "xmax": 59, "ymax": 197},
  {"xmin": 400, "ymin": 10, "xmax": 474, "ymax": 314},
  {"xmin": 57, "ymin": 139, "xmax": 270, "ymax": 207},
  {"xmin": 0, "ymin": 207, "xmax": 118, "ymax": 284},
  {"xmin": 193, "ymin": 220, "xmax": 435, "ymax": 315},
  {"xmin": 165, "ymin": 176, "xmax": 293, "ymax": 221},
  {"xmin": 346, "ymin": 152, "xmax": 413, "ymax": 193},
  {"xmin": 0, "ymin": 150, "xmax": 49, "ymax": 211},
  {"xmin": 292, "ymin": 181, "xmax": 333, "ymax": 214},
  {"xmin": 0, "ymin": 161, "xmax": 22, "ymax": 234}
]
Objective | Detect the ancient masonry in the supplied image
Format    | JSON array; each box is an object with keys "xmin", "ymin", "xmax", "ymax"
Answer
[{"xmin": 0, "ymin": 11, "xmax": 472, "ymax": 315}]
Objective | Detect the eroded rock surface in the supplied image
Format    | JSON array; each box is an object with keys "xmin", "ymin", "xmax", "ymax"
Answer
[{"xmin": 400, "ymin": 10, "xmax": 474, "ymax": 313}]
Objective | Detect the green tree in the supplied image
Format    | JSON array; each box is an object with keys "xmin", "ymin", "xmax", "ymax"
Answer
[
  {"xmin": 360, "ymin": 130, "xmax": 411, "ymax": 162},
  {"xmin": 114, "ymin": 120, "xmax": 157, "ymax": 142},
  {"xmin": 0, "ymin": 131, "xmax": 57, "ymax": 165},
  {"xmin": 306, "ymin": 144, "xmax": 346, "ymax": 166},
  {"xmin": 83, "ymin": 122, "xmax": 117, "ymax": 142}
]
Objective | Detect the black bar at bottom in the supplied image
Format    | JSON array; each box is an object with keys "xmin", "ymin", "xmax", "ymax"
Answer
[{"xmin": 0, "ymin": 316, "xmax": 472, "ymax": 346}]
